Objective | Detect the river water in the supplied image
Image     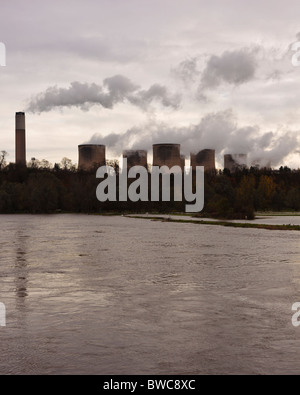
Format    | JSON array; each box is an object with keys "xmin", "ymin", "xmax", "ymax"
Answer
[{"xmin": 0, "ymin": 214, "xmax": 300, "ymax": 375}]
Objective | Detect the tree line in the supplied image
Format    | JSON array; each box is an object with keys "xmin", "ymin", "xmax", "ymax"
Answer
[{"xmin": 0, "ymin": 152, "xmax": 299, "ymax": 218}]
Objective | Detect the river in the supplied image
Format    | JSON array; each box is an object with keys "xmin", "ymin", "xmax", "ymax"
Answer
[{"xmin": 0, "ymin": 214, "xmax": 299, "ymax": 374}]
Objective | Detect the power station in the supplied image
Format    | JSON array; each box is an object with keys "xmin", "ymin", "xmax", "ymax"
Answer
[
  {"xmin": 153, "ymin": 143, "xmax": 183, "ymax": 169},
  {"xmin": 78, "ymin": 144, "xmax": 106, "ymax": 170},
  {"xmin": 123, "ymin": 150, "xmax": 148, "ymax": 169},
  {"xmin": 224, "ymin": 154, "xmax": 248, "ymax": 172},
  {"xmin": 191, "ymin": 149, "xmax": 216, "ymax": 172},
  {"xmin": 10, "ymin": 112, "xmax": 276, "ymax": 173}
]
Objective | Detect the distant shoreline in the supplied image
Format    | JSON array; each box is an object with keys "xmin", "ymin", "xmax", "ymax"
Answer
[
  {"xmin": 126, "ymin": 215, "xmax": 300, "ymax": 232},
  {"xmin": 1, "ymin": 211, "xmax": 300, "ymax": 231}
]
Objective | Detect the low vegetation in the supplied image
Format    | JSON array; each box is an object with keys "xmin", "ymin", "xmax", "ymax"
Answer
[{"xmin": 129, "ymin": 216, "xmax": 300, "ymax": 232}]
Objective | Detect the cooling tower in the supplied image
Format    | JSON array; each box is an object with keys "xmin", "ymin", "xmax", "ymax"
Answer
[
  {"xmin": 251, "ymin": 159, "xmax": 271, "ymax": 169},
  {"xmin": 180, "ymin": 155, "xmax": 186, "ymax": 169},
  {"xmin": 123, "ymin": 150, "xmax": 148, "ymax": 169},
  {"xmin": 191, "ymin": 149, "xmax": 216, "ymax": 171},
  {"xmin": 78, "ymin": 144, "xmax": 106, "ymax": 170},
  {"xmin": 224, "ymin": 154, "xmax": 248, "ymax": 172},
  {"xmin": 153, "ymin": 144, "xmax": 183, "ymax": 169},
  {"xmin": 15, "ymin": 112, "xmax": 26, "ymax": 165}
]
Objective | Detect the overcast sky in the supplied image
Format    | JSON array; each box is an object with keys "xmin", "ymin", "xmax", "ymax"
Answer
[{"xmin": 1, "ymin": 0, "xmax": 300, "ymax": 168}]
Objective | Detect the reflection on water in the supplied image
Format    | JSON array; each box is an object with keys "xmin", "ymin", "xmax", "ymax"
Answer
[
  {"xmin": 15, "ymin": 229, "xmax": 29, "ymax": 300},
  {"xmin": 0, "ymin": 214, "xmax": 300, "ymax": 374}
]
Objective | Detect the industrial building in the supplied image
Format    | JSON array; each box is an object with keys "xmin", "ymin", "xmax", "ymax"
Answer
[
  {"xmin": 123, "ymin": 150, "xmax": 148, "ymax": 169},
  {"xmin": 224, "ymin": 154, "xmax": 248, "ymax": 172},
  {"xmin": 10, "ymin": 112, "xmax": 273, "ymax": 173},
  {"xmin": 191, "ymin": 149, "xmax": 216, "ymax": 172},
  {"xmin": 152, "ymin": 143, "xmax": 183, "ymax": 169},
  {"xmin": 78, "ymin": 144, "xmax": 106, "ymax": 170},
  {"xmin": 15, "ymin": 112, "xmax": 26, "ymax": 165}
]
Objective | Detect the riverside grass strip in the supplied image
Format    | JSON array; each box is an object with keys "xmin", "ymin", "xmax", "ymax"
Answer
[{"xmin": 127, "ymin": 216, "xmax": 300, "ymax": 231}]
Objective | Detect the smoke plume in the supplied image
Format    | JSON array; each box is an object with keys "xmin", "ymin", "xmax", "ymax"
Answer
[
  {"xmin": 27, "ymin": 75, "xmax": 181, "ymax": 113},
  {"xmin": 87, "ymin": 110, "xmax": 299, "ymax": 168}
]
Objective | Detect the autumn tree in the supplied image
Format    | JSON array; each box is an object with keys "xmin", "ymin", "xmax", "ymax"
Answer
[
  {"xmin": 256, "ymin": 175, "xmax": 276, "ymax": 210},
  {"xmin": 235, "ymin": 175, "xmax": 255, "ymax": 219}
]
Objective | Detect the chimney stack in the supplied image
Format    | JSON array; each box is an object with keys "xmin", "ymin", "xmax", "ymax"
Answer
[{"xmin": 15, "ymin": 112, "xmax": 26, "ymax": 165}]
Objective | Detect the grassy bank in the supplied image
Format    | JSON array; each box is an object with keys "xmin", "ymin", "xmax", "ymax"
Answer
[
  {"xmin": 127, "ymin": 215, "xmax": 300, "ymax": 231},
  {"xmin": 255, "ymin": 211, "xmax": 300, "ymax": 216}
]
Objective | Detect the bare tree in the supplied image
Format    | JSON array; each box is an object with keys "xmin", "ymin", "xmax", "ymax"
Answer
[
  {"xmin": 60, "ymin": 157, "xmax": 75, "ymax": 171},
  {"xmin": 0, "ymin": 151, "xmax": 8, "ymax": 170},
  {"xmin": 40, "ymin": 159, "xmax": 52, "ymax": 169}
]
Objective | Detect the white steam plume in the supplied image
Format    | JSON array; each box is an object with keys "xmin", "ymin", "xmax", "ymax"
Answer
[
  {"xmin": 87, "ymin": 110, "xmax": 299, "ymax": 168},
  {"xmin": 27, "ymin": 75, "xmax": 181, "ymax": 113}
]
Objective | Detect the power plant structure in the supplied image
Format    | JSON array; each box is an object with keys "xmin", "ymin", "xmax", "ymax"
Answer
[
  {"xmin": 252, "ymin": 159, "xmax": 271, "ymax": 170},
  {"xmin": 9, "ymin": 113, "xmax": 270, "ymax": 172},
  {"xmin": 15, "ymin": 112, "xmax": 26, "ymax": 165},
  {"xmin": 77, "ymin": 144, "xmax": 250, "ymax": 173},
  {"xmin": 191, "ymin": 149, "xmax": 216, "ymax": 172},
  {"xmin": 78, "ymin": 144, "xmax": 106, "ymax": 170},
  {"xmin": 224, "ymin": 154, "xmax": 248, "ymax": 172},
  {"xmin": 152, "ymin": 144, "xmax": 183, "ymax": 170},
  {"xmin": 123, "ymin": 150, "xmax": 148, "ymax": 169}
]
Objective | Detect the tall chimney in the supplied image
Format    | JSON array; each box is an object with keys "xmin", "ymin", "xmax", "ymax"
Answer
[{"xmin": 15, "ymin": 112, "xmax": 26, "ymax": 165}]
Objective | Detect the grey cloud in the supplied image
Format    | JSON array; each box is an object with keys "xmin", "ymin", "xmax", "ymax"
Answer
[
  {"xmin": 171, "ymin": 57, "xmax": 200, "ymax": 85},
  {"xmin": 170, "ymin": 48, "xmax": 259, "ymax": 102},
  {"xmin": 200, "ymin": 48, "xmax": 257, "ymax": 90},
  {"xmin": 265, "ymin": 70, "xmax": 283, "ymax": 81},
  {"xmin": 27, "ymin": 75, "xmax": 180, "ymax": 113},
  {"xmin": 61, "ymin": 36, "xmax": 148, "ymax": 63}
]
